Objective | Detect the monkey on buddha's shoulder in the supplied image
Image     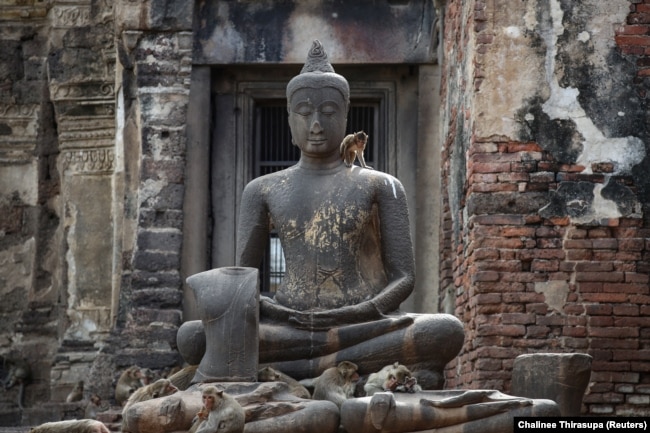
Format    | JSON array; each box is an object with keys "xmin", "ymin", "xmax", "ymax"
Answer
[
  {"xmin": 340, "ymin": 131, "xmax": 372, "ymax": 169},
  {"xmin": 312, "ymin": 360, "xmax": 360, "ymax": 408}
]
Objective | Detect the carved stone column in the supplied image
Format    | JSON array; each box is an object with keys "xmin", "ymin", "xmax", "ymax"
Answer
[{"xmin": 47, "ymin": 0, "xmax": 117, "ymax": 342}]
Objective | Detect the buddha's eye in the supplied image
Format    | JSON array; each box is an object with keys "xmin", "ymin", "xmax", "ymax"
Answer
[
  {"xmin": 320, "ymin": 102, "xmax": 337, "ymax": 116},
  {"xmin": 293, "ymin": 102, "xmax": 314, "ymax": 117}
]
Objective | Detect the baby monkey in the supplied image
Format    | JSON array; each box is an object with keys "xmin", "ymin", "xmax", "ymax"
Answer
[{"xmin": 340, "ymin": 131, "xmax": 372, "ymax": 169}]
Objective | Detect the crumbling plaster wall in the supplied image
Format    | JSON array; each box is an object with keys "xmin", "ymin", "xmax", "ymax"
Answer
[{"xmin": 442, "ymin": 0, "xmax": 649, "ymax": 416}]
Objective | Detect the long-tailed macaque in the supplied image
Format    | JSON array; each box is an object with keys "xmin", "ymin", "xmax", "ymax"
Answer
[
  {"xmin": 84, "ymin": 394, "xmax": 103, "ymax": 419},
  {"xmin": 2, "ymin": 356, "xmax": 31, "ymax": 410},
  {"xmin": 115, "ymin": 366, "xmax": 143, "ymax": 406},
  {"xmin": 29, "ymin": 419, "xmax": 110, "ymax": 433},
  {"xmin": 66, "ymin": 380, "xmax": 84, "ymax": 402},
  {"xmin": 363, "ymin": 362, "xmax": 421, "ymax": 396},
  {"xmin": 167, "ymin": 364, "xmax": 198, "ymax": 391},
  {"xmin": 340, "ymin": 131, "xmax": 372, "ymax": 169},
  {"xmin": 189, "ymin": 386, "xmax": 245, "ymax": 433},
  {"xmin": 123, "ymin": 378, "xmax": 178, "ymax": 413},
  {"xmin": 312, "ymin": 361, "xmax": 359, "ymax": 408},
  {"xmin": 257, "ymin": 366, "xmax": 311, "ymax": 399}
]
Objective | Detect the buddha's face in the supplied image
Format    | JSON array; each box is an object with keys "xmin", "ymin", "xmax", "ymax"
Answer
[{"xmin": 288, "ymin": 86, "xmax": 348, "ymax": 159}]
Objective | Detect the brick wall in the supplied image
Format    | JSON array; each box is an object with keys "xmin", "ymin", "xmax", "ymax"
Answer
[{"xmin": 441, "ymin": 0, "xmax": 650, "ymax": 416}]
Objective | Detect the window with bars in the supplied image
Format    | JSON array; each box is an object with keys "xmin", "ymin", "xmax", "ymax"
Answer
[{"xmin": 253, "ymin": 99, "xmax": 381, "ymax": 294}]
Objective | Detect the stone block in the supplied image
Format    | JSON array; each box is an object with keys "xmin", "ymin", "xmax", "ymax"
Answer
[{"xmin": 511, "ymin": 353, "xmax": 592, "ymax": 416}]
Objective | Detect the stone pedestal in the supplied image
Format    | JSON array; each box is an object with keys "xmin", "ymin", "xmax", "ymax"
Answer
[{"xmin": 511, "ymin": 353, "xmax": 592, "ymax": 416}]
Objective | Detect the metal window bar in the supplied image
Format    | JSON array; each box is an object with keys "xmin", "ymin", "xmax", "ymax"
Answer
[{"xmin": 254, "ymin": 100, "xmax": 380, "ymax": 294}]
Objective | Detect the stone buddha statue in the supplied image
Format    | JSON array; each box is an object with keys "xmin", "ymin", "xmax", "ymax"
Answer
[
  {"xmin": 123, "ymin": 41, "xmax": 558, "ymax": 433},
  {"xmin": 178, "ymin": 39, "xmax": 464, "ymax": 384}
]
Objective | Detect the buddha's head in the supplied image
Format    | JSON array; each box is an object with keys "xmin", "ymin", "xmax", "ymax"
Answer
[{"xmin": 286, "ymin": 40, "xmax": 350, "ymax": 158}]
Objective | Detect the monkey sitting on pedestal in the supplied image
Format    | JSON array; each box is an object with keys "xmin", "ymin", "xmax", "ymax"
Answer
[
  {"xmin": 312, "ymin": 360, "xmax": 360, "ymax": 408},
  {"xmin": 258, "ymin": 366, "xmax": 311, "ymax": 399},
  {"xmin": 123, "ymin": 378, "xmax": 178, "ymax": 413},
  {"xmin": 189, "ymin": 385, "xmax": 245, "ymax": 433},
  {"xmin": 363, "ymin": 361, "xmax": 422, "ymax": 396}
]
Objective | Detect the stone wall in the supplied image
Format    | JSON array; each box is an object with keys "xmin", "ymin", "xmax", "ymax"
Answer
[{"xmin": 441, "ymin": 0, "xmax": 650, "ymax": 417}]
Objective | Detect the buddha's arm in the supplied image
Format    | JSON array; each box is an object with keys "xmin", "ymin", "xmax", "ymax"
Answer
[
  {"xmin": 371, "ymin": 175, "xmax": 416, "ymax": 313},
  {"xmin": 236, "ymin": 180, "xmax": 270, "ymax": 268}
]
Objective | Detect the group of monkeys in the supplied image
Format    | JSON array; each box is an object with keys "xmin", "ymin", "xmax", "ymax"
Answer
[
  {"xmin": 106, "ymin": 359, "xmax": 420, "ymax": 432},
  {"xmin": 109, "ymin": 359, "xmax": 422, "ymax": 433}
]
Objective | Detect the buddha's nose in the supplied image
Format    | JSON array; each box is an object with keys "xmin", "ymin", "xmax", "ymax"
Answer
[{"xmin": 310, "ymin": 116, "xmax": 323, "ymax": 134}]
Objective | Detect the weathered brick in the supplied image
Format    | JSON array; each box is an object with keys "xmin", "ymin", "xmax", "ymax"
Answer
[
  {"xmin": 576, "ymin": 272, "xmax": 624, "ymax": 283},
  {"xmin": 619, "ymin": 238, "xmax": 645, "ymax": 251},
  {"xmin": 625, "ymin": 272, "xmax": 650, "ymax": 284},
  {"xmin": 578, "ymin": 281, "xmax": 604, "ymax": 293},
  {"xmin": 475, "ymin": 358, "xmax": 503, "ymax": 370},
  {"xmin": 525, "ymin": 325, "xmax": 550, "ymax": 338},
  {"xmin": 591, "ymin": 371, "xmax": 640, "ymax": 383},
  {"xmin": 615, "ymin": 317, "xmax": 650, "ymax": 327},
  {"xmin": 567, "ymin": 249, "xmax": 593, "ymax": 260},
  {"xmin": 613, "ymin": 304, "xmax": 640, "ymax": 316},
  {"xmin": 502, "ymin": 313, "xmax": 535, "ymax": 325},
  {"xmin": 590, "ymin": 316, "xmax": 614, "ymax": 327},
  {"xmin": 591, "ymin": 338, "xmax": 639, "ymax": 350},
  {"xmin": 531, "ymin": 259, "xmax": 559, "ymax": 272},
  {"xmin": 471, "ymin": 271, "xmax": 500, "ymax": 283},
  {"xmin": 575, "ymin": 262, "xmax": 614, "ymax": 272},
  {"xmin": 605, "ymin": 283, "xmax": 649, "ymax": 294},
  {"xmin": 563, "ymin": 304, "xmax": 585, "ymax": 315},
  {"xmin": 563, "ymin": 326, "xmax": 587, "ymax": 337},
  {"xmin": 586, "ymin": 392, "xmax": 626, "ymax": 404},
  {"xmin": 477, "ymin": 324, "xmax": 526, "ymax": 337},
  {"xmin": 591, "ymin": 361, "xmax": 631, "ymax": 372},
  {"xmin": 585, "ymin": 304, "xmax": 613, "ymax": 315},
  {"xmin": 613, "ymin": 350, "xmax": 650, "ymax": 362},
  {"xmin": 503, "ymin": 292, "xmax": 545, "ymax": 303},
  {"xmin": 472, "ymin": 294, "xmax": 503, "ymax": 306},
  {"xmin": 628, "ymin": 395, "xmax": 650, "ymax": 405},
  {"xmin": 526, "ymin": 303, "xmax": 549, "ymax": 314},
  {"xmin": 563, "ymin": 337, "xmax": 589, "ymax": 349},
  {"xmin": 592, "ymin": 238, "xmax": 618, "ymax": 249},
  {"xmin": 582, "ymin": 292, "xmax": 630, "ymax": 303},
  {"xmin": 564, "ymin": 239, "xmax": 592, "ymax": 249}
]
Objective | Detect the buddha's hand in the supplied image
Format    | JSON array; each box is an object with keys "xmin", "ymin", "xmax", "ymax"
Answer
[
  {"xmin": 293, "ymin": 302, "xmax": 385, "ymax": 331},
  {"xmin": 259, "ymin": 296, "xmax": 294, "ymax": 322},
  {"xmin": 260, "ymin": 296, "xmax": 386, "ymax": 330}
]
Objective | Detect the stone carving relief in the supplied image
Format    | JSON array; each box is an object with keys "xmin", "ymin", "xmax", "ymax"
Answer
[{"xmin": 60, "ymin": 148, "xmax": 115, "ymax": 175}]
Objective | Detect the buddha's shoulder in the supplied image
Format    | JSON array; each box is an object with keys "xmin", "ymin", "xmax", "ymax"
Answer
[{"xmin": 347, "ymin": 167, "xmax": 403, "ymax": 186}]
